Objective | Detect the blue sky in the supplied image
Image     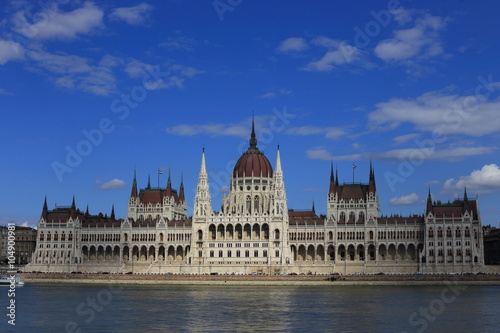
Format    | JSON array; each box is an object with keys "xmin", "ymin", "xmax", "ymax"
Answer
[{"xmin": 1, "ymin": 0, "xmax": 500, "ymax": 228}]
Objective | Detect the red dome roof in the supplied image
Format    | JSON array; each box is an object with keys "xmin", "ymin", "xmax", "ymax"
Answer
[
  {"xmin": 232, "ymin": 118, "xmax": 273, "ymax": 178},
  {"xmin": 233, "ymin": 148, "xmax": 273, "ymax": 178}
]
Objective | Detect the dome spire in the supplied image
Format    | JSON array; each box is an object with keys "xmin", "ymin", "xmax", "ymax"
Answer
[{"xmin": 249, "ymin": 115, "xmax": 257, "ymax": 148}]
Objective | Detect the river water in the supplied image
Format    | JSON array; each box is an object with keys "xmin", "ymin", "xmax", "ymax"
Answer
[{"xmin": 1, "ymin": 283, "xmax": 499, "ymax": 332}]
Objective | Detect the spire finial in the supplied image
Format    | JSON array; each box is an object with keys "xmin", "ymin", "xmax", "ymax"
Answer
[
  {"xmin": 249, "ymin": 115, "xmax": 257, "ymax": 148},
  {"xmin": 167, "ymin": 168, "xmax": 172, "ymax": 188},
  {"xmin": 147, "ymin": 174, "xmax": 151, "ymax": 189}
]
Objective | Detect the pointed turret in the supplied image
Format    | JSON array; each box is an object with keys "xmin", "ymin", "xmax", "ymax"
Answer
[
  {"xmin": 312, "ymin": 200, "xmax": 316, "ymax": 214},
  {"xmin": 131, "ymin": 169, "xmax": 138, "ymax": 197},
  {"xmin": 179, "ymin": 173, "xmax": 185, "ymax": 202},
  {"xmin": 111, "ymin": 204, "xmax": 115, "ymax": 220},
  {"xmin": 70, "ymin": 195, "xmax": 77, "ymax": 219},
  {"xmin": 368, "ymin": 161, "xmax": 376, "ymax": 193},
  {"xmin": 166, "ymin": 169, "xmax": 173, "ymax": 197},
  {"xmin": 42, "ymin": 196, "xmax": 48, "ymax": 219},
  {"xmin": 463, "ymin": 187, "xmax": 470, "ymax": 213},
  {"xmin": 85, "ymin": 204, "xmax": 90, "ymax": 216},
  {"xmin": 194, "ymin": 148, "xmax": 212, "ymax": 217},
  {"xmin": 329, "ymin": 163, "xmax": 335, "ymax": 194},
  {"xmin": 147, "ymin": 174, "xmax": 151, "ymax": 189},
  {"xmin": 272, "ymin": 145, "xmax": 287, "ymax": 215},
  {"xmin": 426, "ymin": 187, "xmax": 433, "ymax": 214},
  {"xmin": 335, "ymin": 168, "xmax": 339, "ymax": 187}
]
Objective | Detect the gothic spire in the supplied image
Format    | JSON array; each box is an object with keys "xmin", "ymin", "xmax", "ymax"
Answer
[
  {"xmin": 179, "ymin": 173, "xmax": 185, "ymax": 202},
  {"xmin": 329, "ymin": 163, "xmax": 335, "ymax": 194},
  {"xmin": 111, "ymin": 204, "xmax": 115, "ymax": 220},
  {"xmin": 249, "ymin": 116, "xmax": 257, "ymax": 148},
  {"xmin": 335, "ymin": 168, "xmax": 339, "ymax": 187},
  {"xmin": 426, "ymin": 187, "xmax": 433, "ymax": 214},
  {"xmin": 42, "ymin": 196, "xmax": 48, "ymax": 219},
  {"xmin": 131, "ymin": 168, "xmax": 138, "ymax": 197},
  {"xmin": 147, "ymin": 173, "xmax": 151, "ymax": 189}
]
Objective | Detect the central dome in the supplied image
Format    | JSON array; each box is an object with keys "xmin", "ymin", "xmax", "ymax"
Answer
[{"xmin": 232, "ymin": 120, "xmax": 273, "ymax": 178}]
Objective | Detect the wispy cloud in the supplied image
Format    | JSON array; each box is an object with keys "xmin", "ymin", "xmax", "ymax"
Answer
[
  {"xmin": 286, "ymin": 126, "xmax": 347, "ymax": 140},
  {"xmin": 125, "ymin": 59, "xmax": 203, "ymax": 90},
  {"xmin": 13, "ymin": 2, "xmax": 104, "ymax": 40},
  {"xmin": 389, "ymin": 192, "xmax": 419, "ymax": 205},
  {"xmin": 109, "ymin": 3, "xmax": 152, "ymax": 26},
  {"xmin": 304, "ymin": 37, "xmax": 361, "ymax": 72},
  {"xmin": 166, "ymin": 116, "xmax": 280, "ymax": 138},
  {"xmin": 306, "ymin": 146, "xmax": 496, "ymax": 162},
  {"xmin": 27, "ymin": 50, "xmax": 120, "ymax": 95},
  {"xmin": 393, "ymin": 133, "xmax": 421, "ymax": 145},
  {"xmin": 443, "ymin": 164, "xmax": 500, "ymax": 194},
  {"xmin": 369, "ymin": 87, "xmax": 500, "ymax": 136},
  {"xmin": 277, "ymin": 37, "xmax": 309, "ymax": 53},
  {"xmin": 98, "ymin": 179, "xmax": 127, "ymax": 190}
]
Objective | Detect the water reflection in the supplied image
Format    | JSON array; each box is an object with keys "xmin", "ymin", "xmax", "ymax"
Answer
[{"xmin": 2, "ymin": 284, "xmax": 498, "ymax": 333}]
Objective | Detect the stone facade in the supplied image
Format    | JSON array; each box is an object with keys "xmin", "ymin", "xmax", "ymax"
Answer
[{"xmin": 26, "ymin": 122, "xmax": 486, "ymax": 274}]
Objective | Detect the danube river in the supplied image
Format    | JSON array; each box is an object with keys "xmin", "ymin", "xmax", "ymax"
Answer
[{"xmin": 2, "ymin": 283, "xmax": 499, "ymax": 332}]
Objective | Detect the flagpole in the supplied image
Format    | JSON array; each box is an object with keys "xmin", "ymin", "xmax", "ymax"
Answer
[
  {"xmin": 158, "ymin": 169, "xmax": 160, "ymax": 188},
  {"xmin": 352, "ymin": 164, "xmax": 354, "ymax": 183}
]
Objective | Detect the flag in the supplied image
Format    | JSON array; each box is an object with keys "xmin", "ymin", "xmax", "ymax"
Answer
[
  {"xmin": 353, "ymin": 164, "xmax": 357, "ymax": 169},
  {"xmin": 158, "ymin": 169, "xmax": 163, "ymax": 174}
]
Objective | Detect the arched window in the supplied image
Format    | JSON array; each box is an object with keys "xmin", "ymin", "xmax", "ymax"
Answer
[
  {"xmin": 340, "ymin": 212, "xmax": 346, "ymax": 221},
  {"xmin": 246, "ymin": 196, "xmax": 251, "ymax": 214},
  {"xmin": 359, "ymin": 211, "xmax": 365, "ymax": 222},
  {"xmin": 198, "ymin": 230, "xmax": 203, "ymax": 240},
  {"xmin": 349, "ymin": 211, "xmax": 355, "ymax": 221},
  {"xmin": 428, "ymin": 228, "xmax": 434, "ymax": 238},
  {"xmin": 254, "ymin": 195, "xmax": 260, "ymax": 214}
]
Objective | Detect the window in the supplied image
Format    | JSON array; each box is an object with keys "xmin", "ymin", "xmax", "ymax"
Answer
[
  {"xmin": 254, "ymin": 250, "xmax": 258, "ymax": 257},
  {"xmin": 275, "ymin": 250, "xmax": 279, "ymax": 257},
  {"xmin": 245, "ymin": 250, "xmax": 249, "ymax": 257},
  {"xmin": 210, "ymin": 251, "xmax": 214, "ymax": 257},
  {"xmin": 219, "ymin": 250, "xmax": 223, "ymax": 257}
]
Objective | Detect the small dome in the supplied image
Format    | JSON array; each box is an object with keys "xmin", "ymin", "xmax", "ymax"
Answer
[{"xmin": 232, "ymin": 118, "xmax": 273, "ymax": 178}]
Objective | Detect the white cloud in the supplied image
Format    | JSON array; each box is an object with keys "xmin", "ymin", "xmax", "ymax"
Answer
[
  {"xmin": 375, "ymin": 13, "xmax": 448, "ymax": 62},
  {"xmin": 0, "ymin": 39, "xmax": 24, "ymax": 65},
  {"xmin": 109, "ymin": 3, "xmax": 152, "ymax": 26},
  {"xmin": 27, "ymin": 50, "xmax": 118, "ymax": 95},
  {"xmin": 161, "ymin": 34, "xmax": 197, "ymax": 51},
  {"xmin": 13, "ymin": 2, "xmax": 104, "ymax": 40},
  {"xmin": 260, "ymin": 92, "xmax": 275, "ymax": 99},
  {"xmin": 167, "ymin": 123, "xmax": 248, "ymax": 138},
  {"xmin": 277, "ymin": 37, "xmax": 309, "ymax": 53},
  {"xmin": 166, "ymin": 116, "xmax": 282, "ymax": 139},
  {"xmin": 443, "ymin": 164, "xmax": 500, "ymax": 194},
  {"xmin": 99, "ymin": 179, "xmax": 127, "ymax": 190},
  {"xmin": 369, "ymin": 88, "xmax": 500, "ymax": 137},
  {"xmin": 286, "ymin": 126, "xmax": 347, "ymax": 140},
  {"xmin": 125, "ymin": 60, "xmax": 202, "ymax": 90},
  {"xmin": 393, "ymin": 133, "xmax": 421, "ymax": 145},
  {"xmin": 306, "ymin": 146, "xmax": 495, "ymax": 162},
  {"xmin": 389, "ymin": 193, "xmax": 419, "ymax": 205},
  {"xmin": 304, "ymin": 38, "xmax": 360, "ymax": 72}
]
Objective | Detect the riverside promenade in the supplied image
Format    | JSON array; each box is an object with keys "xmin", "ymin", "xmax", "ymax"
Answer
[{"xmin": 21, "ymin": 272, "xmax": 500, "ymax": 286}]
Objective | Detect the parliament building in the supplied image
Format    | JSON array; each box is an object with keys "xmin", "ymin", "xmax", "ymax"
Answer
[{"xmin": 27, "ymin": 122, "xmax": 485, "ymax": 275}]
